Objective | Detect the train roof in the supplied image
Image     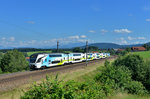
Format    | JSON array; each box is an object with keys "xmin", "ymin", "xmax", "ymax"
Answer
[
  {"xmin": 70, "ymin": 53, "xmax": 83, "ymax": 54},
  {"xmin": 49, "ymin": 53, "xmax": 65, "ymax": 55}
]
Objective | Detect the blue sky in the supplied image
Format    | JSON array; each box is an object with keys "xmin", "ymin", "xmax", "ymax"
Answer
[{"xmin": 0, "ymin": 0, "xmax": 150, "ymax": 48}]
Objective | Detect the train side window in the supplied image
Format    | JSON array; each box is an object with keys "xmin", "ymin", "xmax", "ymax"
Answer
[
  {"xmin": 45, "ymin": 59, "xmax": 47, "ymax": 62},
  {"xmin": 42, "ymin": 59, "xmax": 43, "ymax": 64}
]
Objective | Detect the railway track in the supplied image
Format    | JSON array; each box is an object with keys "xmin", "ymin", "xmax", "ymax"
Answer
[{"xmin": 0, "ymin": 56, "xmax": 117, "ymax": 92}]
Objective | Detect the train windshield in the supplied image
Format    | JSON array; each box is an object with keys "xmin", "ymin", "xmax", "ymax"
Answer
[
  {"xmin": 30, "ymin": 58, "xmax": 36, "ymax": 63},
  {"xmin": 30, "ymin": 54, "xmax": 38, "ymax": 63}
]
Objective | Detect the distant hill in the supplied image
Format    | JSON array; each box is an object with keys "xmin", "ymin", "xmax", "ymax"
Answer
[
  {"xmin": 45, "ymin": 42, "xmax": 148, "ymax": 49},
  {"xmin": 88, "ymin": 43, "xmax": 121, "ymax": 49},
  {"xmin": 146, "ymin": 42, "xmax": 150, "ymax": 46},
  {"xmin": 81, "ymin": 43, "xmax": 144, "ymax": 49}
]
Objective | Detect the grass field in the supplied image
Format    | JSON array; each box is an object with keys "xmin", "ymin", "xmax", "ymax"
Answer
[
  {"xmin": 27, "ymin": 51, "xmax": 52, "ymax": 56},
  {"xmin": 132, "ymin": 51, "xmax": 150, "ymax": 59}
]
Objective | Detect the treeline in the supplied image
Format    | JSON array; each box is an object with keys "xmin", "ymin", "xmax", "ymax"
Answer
[
  {"xmin": 0, "ymin": 43, "xmax": 149, "ymax": 54},
  {"xmin": 0, "ymin": 46, "xmax": 116, "ymax": 56},
  {"xmin": 0, "ymin": 47, "xmax": 104, "ymax": 53},
  {"xmin": 21, "ymin": 54, "xmax": 150, "ymax": 98},
  {"xmin": 143, "ymin": 44, "xmax": 150, "ymax": 51},
  {"xmin": 0, "ymin": 48, "xmax": 53, "ymax": 53}
]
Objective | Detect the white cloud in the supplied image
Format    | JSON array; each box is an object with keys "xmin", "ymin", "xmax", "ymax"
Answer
[
  {"xmin": 9, "ymin": 37, "xmax": 15, "ymax": 41},
  {"xmin": 4, "ymin": 35, "xmax": 90, "ymax": 48},
  {"xmin": 143, "ymin": 6, "xmax": 150, "ymax": 11},
  {"xmin": 101, "ymin": 29, "xmax": 108, "ymax": 33},
  {"xmin": 118, "ymin": 37, "xmax": 128, "ymax": 44},
  {"xmin": 68, "ymin": 35, "xmax": 80, "ymax": 39},
  {"xmin": 88, "ymin": 30, "xmax": 96, "ymax": 33},
  {"xmin": 1, "ymin": 37, "xmax": 6, "ymax": 41},
  {"xmin": 121, "ymin": 40, "xmax": 127, "ymax": 44},
  {"xmin": 146, "ymin": 19, "xmax": 150, "ymax": 22},
  {"xmin": 128, "ymin": 36, "xmax": 135, "ymax": 40},
  {"xmin": 114, "ymin": 29, "xmax": 132, "ymax": 33},
  {"xmin": 80, "ymin": 35, "xmax": 87, "ymax": 38},
  {"xmin": 133, "ymin": 41, "xmax": 140, "ymax": 44},
  {"xmin": 100, "ymin": 29, "xmax": 108, "ymax": 35},
  {"xmin": 128, "ymin": 36, "xmax": 146, "ymax": 40},
  {"xmin": 137, "ymin": 37, "xmax": 146, "ymax": 40}
]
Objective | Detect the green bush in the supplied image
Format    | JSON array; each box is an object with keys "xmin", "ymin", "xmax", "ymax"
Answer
[
  {"xmin": 144, "ymin": 61, "xmax": 150, "ymax": 91},
  {"xmin": 0, "ymin": 50, "xmax": 29, "ymax": 72},
  {"xmin": 95, "ymin": 60, "xmax": 148, "ymax": 95},
  {"xmin": 113, "ymin": 54, "xmax": 147, "ymax": 82},
  {"xmin": 126, "ymin": 81, "xmax": 148, "ymax": 95},
  {"xmin": 95, "ymin": 64, "xmax": 132, "ymax": 90},
  {"xmin": 113, "ymin": 54, "xmax": 150, "ymax": 91},
  {"xmin": 0, "ymin": 68, "xmax": 2, "ymax": 74}
]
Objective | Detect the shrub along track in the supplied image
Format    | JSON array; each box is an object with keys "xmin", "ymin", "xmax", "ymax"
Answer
[{"xmin": 0, "ymin": 56, "xmax": 117, "ymax": 92}]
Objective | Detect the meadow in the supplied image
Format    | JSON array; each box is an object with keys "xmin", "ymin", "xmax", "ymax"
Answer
[
  {"xmin": 27, "ymin": 50, "xmax": 73, "ymax": 57},
  {"xmin": 27, "ymin": 51, "xmax": 52, "ymax": 56},
  {"xmin": 132, "ymin": 51, "xmax": 150, "ymax": 59}
]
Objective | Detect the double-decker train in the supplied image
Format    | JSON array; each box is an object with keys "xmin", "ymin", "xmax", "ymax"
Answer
[{"xmin": 29, "ymin": 52, "xmax": 110, "ymax": 69}]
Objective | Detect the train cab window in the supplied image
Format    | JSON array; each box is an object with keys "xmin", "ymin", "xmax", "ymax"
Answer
[
  {"xmin": 30, "ymin": 58, "xmax": 36, "ymax": 63},
  {"xmin": 42, "ymin": 59, "xmax": 43, "ymax": 64},
  {"xmin": 37, "ymin": 58, "xmax": 42, "ymax": 63}
]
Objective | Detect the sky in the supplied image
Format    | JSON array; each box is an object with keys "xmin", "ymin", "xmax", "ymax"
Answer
[{"xmin": 0, "ymin": 0, "xmax": 150, "ymax": 48}]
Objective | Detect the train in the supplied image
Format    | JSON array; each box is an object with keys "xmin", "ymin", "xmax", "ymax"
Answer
[{"xmin": 29, "ymin": 52, "xmax": 110, "ymax": 69}]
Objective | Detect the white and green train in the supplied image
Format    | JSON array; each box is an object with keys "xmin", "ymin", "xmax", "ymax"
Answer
[{"xmin": 29, "ymin": 52, "xmax": 110, "ymax": 69}]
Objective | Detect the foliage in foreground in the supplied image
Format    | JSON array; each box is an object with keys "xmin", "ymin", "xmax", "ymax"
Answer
[
  {"xmin": 21, "ymin": 75, "xmax": 113, "ymax": 99},
  {"xmin": 0, "ymin": 50, "xmax": 29, "ymax": 73}
]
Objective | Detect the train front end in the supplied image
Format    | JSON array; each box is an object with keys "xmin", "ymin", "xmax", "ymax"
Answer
[{"xmin": 29, "ymin": 53, "xmax": 47, "ymax": 69}]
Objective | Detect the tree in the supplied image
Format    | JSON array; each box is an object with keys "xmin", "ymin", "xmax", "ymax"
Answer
[
  {"xmin": 72, "ymin": 47, "xmax": 84, "ymax": 52},
  {"xmin": 143, "ymin": 44, "xmax": 149, "ymax": 51},
  {"xmin": 107, "ymin": 48, "xmax": 115, "ymax": 55},
  {"xmin": 23, "ymin": 52, "xmax": 28, "ymax": 57},
  {"xmin": 125, "ymin": 47, "xmax": 131, "ymax": 52},
  {"xmin": 113, "ymin": 54, "xmax": 147, "ymax": 85},
  {"xmin": 0, "ymin": 50, "xmax": 29, "ymax": 72},
  {"xmin": 88, "ymin": 46, "xmax": 99, "ymax": 52}
]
